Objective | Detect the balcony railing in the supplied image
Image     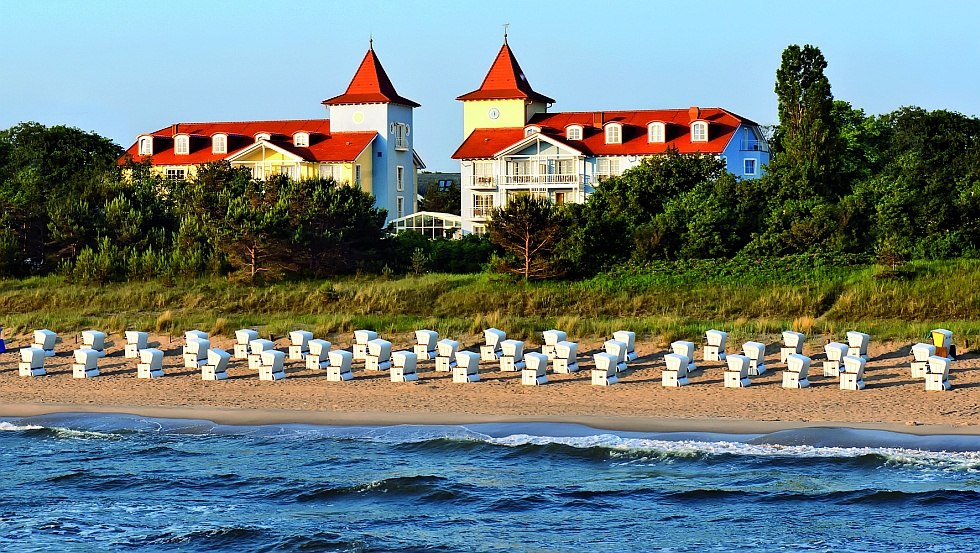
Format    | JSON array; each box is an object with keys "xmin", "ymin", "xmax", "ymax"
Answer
[
  {"xmin": 394, "ymin": 137, "xmax": 409, "ymax": 151},
  {"xmin": 500, "ymin": 173, "xmax": 583, "ymax": 185},
  {"xmin": 467, "ymin": 175, "xmax": 497, "ymax": 187},
  {"xmin": 468, "ymin": 206, "xmax": 494, "ymax": 220},
  {"xmin": 740, "ymin": 139, "xmax": 767, "ymax": 152}
]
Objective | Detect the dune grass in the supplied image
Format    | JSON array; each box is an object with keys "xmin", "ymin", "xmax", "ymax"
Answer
[{"xmin": 1, "ymin": 259, "xmax": 978, "ymax": 348}]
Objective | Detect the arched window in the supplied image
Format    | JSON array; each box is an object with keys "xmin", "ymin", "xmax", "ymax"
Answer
[
  {"xmin": 293, "ymin": 132, "xmax": 309, "ymax": 147},
  {"xmin": 566, "ymin": 125, "xmax": 583, "ymax": 140},
  {"xmin": 647, "ymin": 122, "xmax": 665, "ymax": 143},
  {"xmin": 212, "ymin": 134, "xmax": 227, "ymax": 154},
  {"xmin": 138, "ymin": 136, "xmax": 153, "ymax": 155},
  {"xmin": 691, "ymin": 121, "xmax": 708, "ymax": 142},
  {"xmin": 175, "ymin": 135, "xmax": 189, "ymax": 155},
  {"xmin": 604, "ymin": 123, "xmax": 622, "ymax": 144}
]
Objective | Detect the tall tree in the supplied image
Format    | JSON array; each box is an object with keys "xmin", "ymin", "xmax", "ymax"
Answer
[{"xmin": 488, "ymin": 194, "xmax": 565, "ymax": 280}]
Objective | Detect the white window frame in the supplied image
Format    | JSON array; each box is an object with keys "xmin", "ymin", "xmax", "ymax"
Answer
[
  {"xmin": 472, "ymin": 193, "xmax": 494, "ymax": 218},
  {"xmin": 165, "ymin": 168, "xmax": 186, "ymax": 181},
  {"xmin": 175, "ymin": 135, "xmax": 189, "ymax": 155},
  {"xmin": 138, "ymin": 136, "xmax": 153, "ymax": 155},
  {"xmin": 596, "ymin": 157, "xmax": 621, "ymax": 181},
  {"xmin": 525, "ymin": 126, "xmax": 540, "ymax": 137},
  {"xmin": 743, "ymin": 158, "xmax": 757, "ymax": 176},
  {"xmin": 396, "ymin": 195, "xmax": 405, "ymax": 218},
  {"xmin": 354, "ymin": 164, "xmax": 362, "ymax": 186},
  {"xmin": 396, "ymin": 165, "xmax": 404, "ymax": 191},
  {"xmin": 319, "ymin": 163, "xmax": 342, "ymax": 181},
  {"xmin": 691, "ymin": 121, "xmax": 708, "ymax": 142},
  {"xmin": 293, "ymin": 132, "xmax": 309, "ymax": 147},
  {"xmin": 566, "ymin": 125, "xmax": 582, "ymax": 140},
  {"xmin": 212, "ymin": 134, "xmax": 227, "ymax": 154},
  {"xmin": 604, "ymin": 123, "xmax": 622, "ymax": 144},
  {"xmin": 648, "ymin": 122, "xmax": 665, "ymax": 143},
  {"xmin": 394, "ymin": 123, "xmax": 409, "ymax": 151},
  {"xmin": 255, "ymin": 133, "xmax": 270, "ymax": 142}
]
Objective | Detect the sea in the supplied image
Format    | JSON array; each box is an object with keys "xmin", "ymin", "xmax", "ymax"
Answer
[{"xmin": 0, "ymin": 414, "xmax": 977, "ymax": 552}]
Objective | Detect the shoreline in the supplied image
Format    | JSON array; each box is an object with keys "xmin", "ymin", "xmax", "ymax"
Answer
[{"xmin": 2, "ymin": 402, "xmax": 978, "ymax": 436}]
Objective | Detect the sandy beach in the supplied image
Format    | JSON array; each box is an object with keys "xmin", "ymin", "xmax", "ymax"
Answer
[{"xmin": 1, "ymin": 332, "xmax": 977, "ymax": 434}]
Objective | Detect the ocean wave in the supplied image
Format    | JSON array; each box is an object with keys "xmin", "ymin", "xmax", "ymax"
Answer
[
  {"xmin": 0, "ymin": 421, "xmax": 44, "ymax": 431},
  {"xmin": 287, "ymin": 474, "xmax": 478, "ymax": 505}
]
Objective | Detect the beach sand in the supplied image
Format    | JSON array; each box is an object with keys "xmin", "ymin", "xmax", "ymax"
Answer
[{"xmin": 0, "ymin": 332, "xmax": 977, "ymax": 434}]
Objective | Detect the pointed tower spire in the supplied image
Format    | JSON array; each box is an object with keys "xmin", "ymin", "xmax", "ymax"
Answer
[
  {"xmin": 322, "ymin": 45, "xmax": 420, "ymax": 107},
  {"xmin": 456, "ymin": 37, "xmax": 554, "ymax": 103}
]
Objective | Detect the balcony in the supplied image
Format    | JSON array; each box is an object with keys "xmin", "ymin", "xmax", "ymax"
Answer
[
  {"xmin": 467, "ymin": 175, "xmax": 497, "ymax": 188},
  {"xmin": 740, "ymin": 139, "xmax": 767, "ymax": 152},
  {"xmin": 468, "ymin": 206, "xmax": 494, "ymax": 220},
  {"xmin": 499, "ymin": 173, "xmax": 583, "ymax": 186},
  {"xmin": 394, "ymin": 137, "xmax": 409, "ymax": 151}
]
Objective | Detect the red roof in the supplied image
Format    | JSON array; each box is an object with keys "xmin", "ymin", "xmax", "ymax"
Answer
[
  {"xmin": 119, "ymin": 119, "xmax": 377, "ymax": 165},
  {"xmin": 322, "ymin": 47, "xmax": 420, "ymax": 107},
  {"xmin": 452, "ymin": 108, "xmax": 750, "ymax": 159},
  {"xmin": 456, "ymin": 41, "xmax": 555, "ymax": 104}
]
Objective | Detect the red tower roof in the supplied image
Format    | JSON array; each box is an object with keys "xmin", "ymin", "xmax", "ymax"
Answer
[
  {"xmin": 323, "ymin": 46, "xmax": 420, "ymax": 107},
  {"xmin": 456, "ymin": 41, "xmax": 555, "ymax": 104}
]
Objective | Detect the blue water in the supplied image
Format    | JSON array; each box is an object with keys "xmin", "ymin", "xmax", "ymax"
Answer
[{"xmin": 0, "ymin": 415, "xmax": 978, "ymax": 552}]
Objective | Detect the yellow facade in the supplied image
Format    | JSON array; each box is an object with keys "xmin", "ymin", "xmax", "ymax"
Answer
[
  {"xmin": 463, "ymin": 99, "xmax": 530, "ymax": 138},
  {"xmin": 348, "ymin": 145, "xmax": 374, "ymax": 194}
]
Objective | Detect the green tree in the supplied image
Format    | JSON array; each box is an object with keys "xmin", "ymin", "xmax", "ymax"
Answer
[
  {"xmin": 418, "ymin": 181, "xmax": 461, "ymax": 214},
  {"xmin": 488, "ymin": 194, "xmax": 565, "ymax": 280}
]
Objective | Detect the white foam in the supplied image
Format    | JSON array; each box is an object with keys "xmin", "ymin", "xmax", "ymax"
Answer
[{"xmin": 0, "ymin": 421, "xmax": 44, "ymax": 431}]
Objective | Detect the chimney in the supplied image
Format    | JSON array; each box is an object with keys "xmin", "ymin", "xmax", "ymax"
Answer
[
  {"xmin": 688, "ymin": 106, "xmax": 700, "ymax": 121},
  {"xmin": 172, "ymin": 123, "xmax": 179, "ymax": 136},
  {"xmin": 593, "ymin": 111, "xmax": 605, "ymax": 128}
]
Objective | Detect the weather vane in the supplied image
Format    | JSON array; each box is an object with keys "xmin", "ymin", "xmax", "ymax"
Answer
[{"xmin": 503, "ymin": 23, "xmax": 509, "ymax": 43}]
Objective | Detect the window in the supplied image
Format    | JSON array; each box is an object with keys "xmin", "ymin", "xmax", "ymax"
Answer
[
  {"xmin": 393, "ymin": 123, "xmax": 409, "ymax": 151},
  {"xmin": 473, "ymin": 161, "xmax": 494, "ymax": 185},
  {"xmin": 138, "ymin": 136, "xmax": 153, "ymax": 155},
  {"xmin": 255, "ymin": 133, "xmax": 270, "ymax": 142},
  {"xmin": 473, "ymin": 224, "xmax": 487, "ymax": 237},
  {"xmin": 293, "ymin": 133, "xmax": 309, "ymax": 147},
  {"xmin": 354, "ymin": 164, "xmax": 362, "ymax": 186},
  {"xmin": 648, "ymin": 122, "xmax": 665, "ymax": 143},
  {"xmin": 253, "ymin": 165, "xmax": 265, "ymax": 180},
  {"xmin": 212, "ymin": 134, "xmax": 227, "ymax": 154},
  {"xmin": 472, "ymin": 194, "xmax": 494, "ymax": 219},
  {"xmin": 596, "ymin": 157, "xmax": 621, "ymax": 181},
  {"xmin": 691, "ymin": 121, "xmax": 708, "ymax": 142},
  {"xmin": 566, "ymin": 126, "xmax": 582, "ymax": 140},
  {"xmin": 744, "ymin": 158, "xmax": 757, "ymax": 176},
  {"xmin": 165, "ymin": 168, "xmax": 186, "ymax": 181},
  {"xmin": 525, "ymin": 126, "xmax": 539, "ymax": 137},
  {"xmin": 396, "ymin": 196, "xmax": 405, "ymax": 218},
  {"xmin": 396, "ymin": 165, "xmax": 404, "ymax": 191},
  {"xmin": 175, "ymin": 135, "xmax": 189, "ymax": 155},
  {"xmin": 319, "ymin": 163, "xmax": 342, "ymax": 181},
  {"xmin": 605, "ymin": 124, "xmax": 621, "ymax": 144}
]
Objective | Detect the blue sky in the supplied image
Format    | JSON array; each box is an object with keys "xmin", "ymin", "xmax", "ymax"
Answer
[{"xmin": 2, "ymin": 0, "xmax": 977, "ymax": 171}]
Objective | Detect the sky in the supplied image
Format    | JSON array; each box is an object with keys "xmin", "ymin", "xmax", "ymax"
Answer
[{"xmin": 2, "ymin": 0, "xmax": 979, "ymax": 171}]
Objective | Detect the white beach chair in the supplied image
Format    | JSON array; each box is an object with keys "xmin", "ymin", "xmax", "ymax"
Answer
[
  {"xmin": 137, "ymin": 348, "xmax": 165, "ymax": 379},
  {"xmin": 924, "ymin": 356, "xmax": 952, "ymax": 391},
  {"xmin": 82, "ymin": 330, "xmax": 107, "ymax": 358},
  {"xmin": 248, "ymin": 339, "xmax": 275, "ymax": 369},
  {"xmin": 604, "ymin": 340, "xmax": 628, "ymax": 372},
  {"xmin": 910, "ymin": 343, "xmax": 936, "ymax": 378},
  {"xmin": 662, "ymin": 353, "xmax": 690, "ymax": 387},
  {"xmin": 326, "ymin": 350, "xmax": 354, "ymax": 381},
  {"xmin": 435, "ymin": 339, "xmax": 459, "ymax": 372},
  {"xmin": 124, "ymin": 331, "xmax": 148, "ymax": 359},
  {"xmin": 592, "ymin": 352, "xmax": 619, "ymax": 386},
  {"xmin": 742, "ymin": 341, "xmax": 767, "ymax": 376},
  {"xmin": 33, "ymin": 329, "xmax": 57, "ymax": 357},
  {"xmin": 289, "ymin": 330, "xmax": 314, "ymax": 360},
  {"xmin": 553, "ymin": 340, "xmax": 579, "ymax": 373},
  {"xmin": 366, "ymin": 338, "xmax": 393, "ymax": 371},
  {"xmin": 542, "ymin": 330, "xmax": 567, "ymax": 359},
  {"xmin": 183, "ymin": 337, "xmax": 210, "ymax": 368},
  {"xmin": 613, "ymin": 331, "xmax": 637, "ymax": 362},
  {"xmin": 353, "ymin": 329, "xmax": 378, "ymax": 361},
  {"xmin": 823, "ymin": 342, "xmax": 848, "ymax": 377},
  {"xmin": 840, "ymin": 356, "xmax": 866, "ymax": 390},
  {"xmin": 846, "ymin": 331, "xmax": 871, "ymax": 360},
  {"xmin": 453, "ymin": 351, "xmax": 480, "ymax": 383},
  {"xmin": 500, "ymin": 339, "xmax": 526, "ymax": 371},
  {"xmin": 234, "ymin": 329, "xmax": 259, "ymax": 359},
  {"xmin": 481, "ymin": 328, "xmax": 506, "ymax": 362},
  {"xmin": 184, "ymin": 330, "xmax": 208, "ymax": 346},
  {"xmin": 671, "ymin": 341, "xmax": 698, "ymax": 373},
  {"xmin": 391, "ymin": 350, "xmax": 419, "ymax": 382},
  {"xmin": 780, "ymin": 331, "xmax": 805, "ymax": 363},
  {"xmin": 522, "ymin": 352, "xmax": 548, "ymax": 385},
  {"xmin": 931, "ymin": 329, "xmax": 954, "ymax": 360},
  {"xmin": 782, "ymin": 353, "xmax": 811, "ymax": 388},
  {"xmin": 202, "ymin": 348, "xmax": 230, "ymax": 381},
  {"xmin": 704, "ymin": 329, "xmax": 728, "ymax": 361},
  {"xmin": 18, "ymin": 347, "xmax": 46, "ymax": 377},
  {"xmin": 414, "ymin": 329, "xmax": 438, "ymax": 361},
  {"xmin": 72, "ymin": 348, "xmax": 100, "ymax": 378},
  {"xmin": 306, "ymin": 339, "xmax": 332, "ymax": 370},
  {"xmin": 259, "ymin": 350, "xmax": 287, "ymax": 381},
  {"xmin": 724, "ymin": 354, "xmax": 751, "ymax": 388}
]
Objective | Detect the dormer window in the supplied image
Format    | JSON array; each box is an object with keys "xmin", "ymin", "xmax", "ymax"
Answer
[
  {"xmin": 525, "ymin": 126, "xmax": 540, "ymax": 137},
  {"xmin": 293, "ymin": 132, "xmax": 309, "ymax": 147},
  {"xmin": 138, "ymin": 136, "xmax": 153, "ymax": 156},
  {"xmin": 691, "ymin": 121, "xmax": 708, "ymax": 142},
  {"xmin": 648, "ymin": 122, "xmax": 665, "ymax": 143},
  {"xmin": 566, "ymin": 125, "xmax": 583, "ymax": 140},
  {"xmin": 212, "ymin": 134, "xmax": 227, "ymax": 154},
  {"xmin": 255, "ymin": 133, "xmax": 270, "ymax": 142},
  {"xmin": 174, "ymin": 135, "xmax": 189, "ymax": 155},
  {"xmin": 604, "ymin": 123, "xmax": 622, "ymax": 144}
]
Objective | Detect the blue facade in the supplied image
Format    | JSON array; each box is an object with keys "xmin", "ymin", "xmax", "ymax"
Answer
[{"xmin": 721, "ymin": 125, "xmax": 770, "ymax": 179}]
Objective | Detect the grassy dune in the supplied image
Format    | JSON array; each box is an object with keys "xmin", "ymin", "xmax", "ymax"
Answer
[{"xmin": 1, "ymin": 259, "xmax": 978, "ymax": 347}]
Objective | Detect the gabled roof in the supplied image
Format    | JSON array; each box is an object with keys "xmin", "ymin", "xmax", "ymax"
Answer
[
  {"xmin": 322, "ymin": 46, "xmax": 420, "ymax": 107},
  {"xmin": 453, "ymin": 108, "xmax": 753, "ymax": 159},
  {"xmin": 456, "ymin": 41, "xmax": 555, "ymax": 104},
  {"xmin": 119, "ymin": 119, "xmax": 377, "ymax": 165}
]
